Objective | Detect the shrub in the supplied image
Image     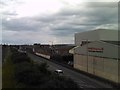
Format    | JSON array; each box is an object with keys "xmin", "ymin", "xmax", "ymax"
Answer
[
  {"xmin": 9, "ymin": 47, "xmax": 79, "ymax": 88},
  {"xmin": 37, "ymin": 62, "xmax": 50, "ymax": 74},
  {"xmin": 15, "ymin": 69, "xmax": 43, "ymax": 85},
  {"xmin": 14, "ymin": 62, "xmax": 42, "ymax": 85},
  {"xmin": 11, "ymin": 51, "xmax": 31, "ymax": 64},
  {"xmin": 14, "ymin": 62, "xmax": 50, "ymax": 86}
]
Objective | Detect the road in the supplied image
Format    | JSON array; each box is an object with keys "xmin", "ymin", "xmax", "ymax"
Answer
[{"xmin": 28, "ymin": 53, "xmax": 114, "ymax": 88}]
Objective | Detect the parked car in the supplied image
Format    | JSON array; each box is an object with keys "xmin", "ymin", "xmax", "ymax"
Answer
[{"xmin": 54, "ymin": 69, "xmax": 63, "ymax": 75}]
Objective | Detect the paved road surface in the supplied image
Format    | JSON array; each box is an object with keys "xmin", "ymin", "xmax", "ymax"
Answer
[{"xmin": 28, "ymin": 53, "xmax": 114, "ymax": 88}]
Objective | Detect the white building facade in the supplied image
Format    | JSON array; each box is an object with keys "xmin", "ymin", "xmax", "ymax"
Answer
[{"xmin": 70, "ymin": 29, "xmax": 120, "ymax": 84}]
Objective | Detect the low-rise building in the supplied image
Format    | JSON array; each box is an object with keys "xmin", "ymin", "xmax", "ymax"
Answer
[{"xmin": 70, "ymin": 29, "xmax": 120, "ymax": 84}]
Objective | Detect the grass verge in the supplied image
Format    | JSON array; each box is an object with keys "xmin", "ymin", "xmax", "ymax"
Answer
[{"xmin": 2, "ymin": 50, "xmax": 16, "ymax": 88}]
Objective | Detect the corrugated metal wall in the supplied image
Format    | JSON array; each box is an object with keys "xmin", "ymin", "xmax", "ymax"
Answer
[
  {"xmin": 74, "ymin": 54, "xmax": 119, "ymax": 83},
  {"xmin": 74, "ymin": 30, "xmax": 119, "ymax": 84}
]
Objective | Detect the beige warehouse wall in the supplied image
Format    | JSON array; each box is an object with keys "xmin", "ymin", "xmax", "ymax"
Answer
[
  {"xmin": 74, "ymin": 54, "xmax": 119, "ymax": 83},
  {"xmin": 74, "ymin": 55, "xmax": 87, "ymax": 72},
  {"xmin": 88, "ymin": 56, "xmax": 94, "ymax": 74},
  {"xmin": 118, "ymin": 60, "xmax": 120, "ymax": 83},
  {"xmin": 93, "ymin": 57, "xmax": 104, "ymax": 77},
  {"xmin": 103, "ymin": 58, "xmax": 118, "ymax": 83},
  {"xmin": 74, "ymin": 41, "xmax": 119, "ymax": 60}
]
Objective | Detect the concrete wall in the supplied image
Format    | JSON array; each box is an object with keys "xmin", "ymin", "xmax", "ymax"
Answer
[
  {"xmin": 74, "ymin": 41, "xmax": 119, "ymax": 60},
  {"xmin": 99, "ymin": 30, "xmax": 118, "ymax": 41},
  {"xmin": 74, "ymin": 54, "xmax": 119, "ymax": 83}
]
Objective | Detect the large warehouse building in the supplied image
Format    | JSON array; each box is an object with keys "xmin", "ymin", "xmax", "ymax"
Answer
[{"xmin": 69, "ymin": 29, "xmax": 120, "ymax": 84}]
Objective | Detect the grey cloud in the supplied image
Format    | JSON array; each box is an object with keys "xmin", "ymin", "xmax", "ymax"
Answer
[
  {"xmin": 0, "ymin": 0, "xmax": 8, "ymax": 6},
  {"xmin": 3, "ymin": 3, "xmax": 117, "ymax": 32},
  {"xmin": 34, "ymin": 14, "xmax": 71, "ymax": 24},
  {"xmin": 2, "ymin": 17, "xmax": 44, "ymax": 31},
  {"xmin": 58, "ymin": 5, "xmax": 117, "ymax": 24},
  {"xmin": 35, "ymin": 15, "xmax": 55, "ymax": 22},
  {"xmin": 51, "ymin": 2, "xmax": 117, "ymax": 35},
  {"xmin": 51, "ymin": 26, "xmax": 96, "ymax": 37},
  {"xmin": 2, "ymin": 2, "xmax": 118, "ymax": 44},
  {"xmin": 2, "ymin": 38, "xmax": 33, "ymax": 45},
  {"xmin": 85, "ymin": 2, "xmax": 118, "ymax": 8},
  {"xmin": 1, "ymin": 0, "xmax": 23, "ymax": 6},
  {"xmin": 2, "ymin": 11, "xmax": 18, "ymax": 16},
  {"xmin": 32, "ymin": 2, "xmax": 118, "ymax": 38}
]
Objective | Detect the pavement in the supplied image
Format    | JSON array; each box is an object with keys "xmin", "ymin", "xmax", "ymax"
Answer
[{"xmin": 28, "ymin": 53, "xmax": 114, "ymax": 88}]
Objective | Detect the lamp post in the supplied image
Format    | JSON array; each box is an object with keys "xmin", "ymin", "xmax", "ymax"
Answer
[
  {"xmin": 86, "ymin": 39, "xmax": 88, "ymax": 72},
  {"xmin": 49, "ymin": 41, "xmax": 54, "ymax": 57}
]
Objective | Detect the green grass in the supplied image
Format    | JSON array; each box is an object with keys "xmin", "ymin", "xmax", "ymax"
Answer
[{"xmin": 2, "ymin": 50, "xmax": 16, "ymax": 88}]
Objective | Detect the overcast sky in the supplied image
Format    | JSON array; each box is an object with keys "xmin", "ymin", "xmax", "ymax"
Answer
[{"xmin": 1, "ymin": 0, "xmax": 119, "ymax": 45}]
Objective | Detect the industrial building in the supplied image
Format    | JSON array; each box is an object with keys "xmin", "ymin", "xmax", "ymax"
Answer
[{"xmin": 69, "ymin": 29, "xmax": 120, "ymax": 84}]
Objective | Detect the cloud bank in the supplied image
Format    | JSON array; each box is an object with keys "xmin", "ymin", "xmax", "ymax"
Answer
[{"xmin": 1, "ymin": 0, "xmax": 119, "ymax": 44}]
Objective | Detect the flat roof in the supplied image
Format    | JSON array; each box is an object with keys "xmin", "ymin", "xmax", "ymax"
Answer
[
  {"xmin": 75, "ymin": 29, "xmax": 119, "ymax": 46},
  {"xmin": 103, "ymin": 41, "xmax": 120, "ymax": 46}
]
